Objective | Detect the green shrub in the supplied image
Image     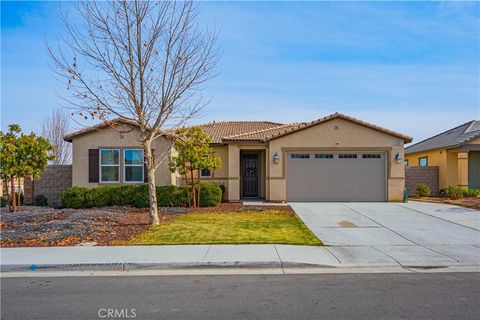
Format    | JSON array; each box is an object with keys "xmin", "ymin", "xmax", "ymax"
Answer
[
  {"xmin": 61, "ymin": 183, "xmax": 222, "ymax": 209},
  {"xmin": 62, "ymin": 187, "xmax": 89, "ymax": 208},
  {"xmin": 197, "ymin": 183, "xmax": 222, "ymax": 207},
  {"xmin": 215, "ymin": 183, "xmax": 227, "ymax": 199},
  {"xmin": 415, "ymin": 183, "xmax": 431, "ymax": 197},
  {"xmin": 463, "ymin": 188, "xmax": 480, "ymax": 198},
  {"xmin": 446, "ymin": 185, "xmax": 464, "ymax": 200},
  {"xmin": 0, "ymin": 196, "xmax": 9, "ymax": 208},
  {"xmin": 34, "ymin": 195, "xmax": 48, "ymax": 207},
  {"xmin": 157, "ymin": 185, "xmax": 189, "ymax": 207}
]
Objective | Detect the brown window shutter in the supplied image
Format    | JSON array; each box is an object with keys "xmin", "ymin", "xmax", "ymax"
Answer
[
  {"xmin": 144, "ymin": 149, "xmax": 154, "ymax": 183},
  {"xmin": 88, "ymin": 149, "xmax": 99, "ymax": 183}
]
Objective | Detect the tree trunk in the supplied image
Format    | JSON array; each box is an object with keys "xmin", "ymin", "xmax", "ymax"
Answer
[
  {"xmin": 31, "ymin": 177, "xmax": 35, "ymax": 205},
  {"xmin": 145, "ymin": 146, "xmax": 160, "ymax": 225},
  {"xmin": 183, "ymin": 165, "xmax": 190, "ymax": 207},
  {"xmin": 10, "ymin": 176, "xmax": 16, "ymax": 212},
  {"xmin": 190, "ymin": 167, "xmax": 196, "ymax": 208},
  {"xmin": 197, "ymin": 169, "xmax": 201, "ymax": 208},
  {"xmin": 17, "ymin": 176, "xmax": 21, "ymax": 210}
]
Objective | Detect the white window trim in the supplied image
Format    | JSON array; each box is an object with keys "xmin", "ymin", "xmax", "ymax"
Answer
[
  {"xmin": 124, "ymin": 149, "xmax": 144, "ymax": 183},
  {"xmin": 200, "ymin": 168, "xmax": 212, "ymax": 178},
  {"xmin": 99, "ymin": 149, "xmax": 120, "ymax": 183}
]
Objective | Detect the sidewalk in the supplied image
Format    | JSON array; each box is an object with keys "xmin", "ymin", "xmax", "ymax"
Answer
[{"xmin": 2, "ymin": 244, "xmax": 479, "ymax": 272}]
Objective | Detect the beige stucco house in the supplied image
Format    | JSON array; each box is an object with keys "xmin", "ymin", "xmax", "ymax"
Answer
[
  {"xmin": 64, "ymin": 113, "xmax": 412, "ymax": 202},
  {"xmin": 405, "ymin": 120, "xmax": 480, "ymax": 190}
]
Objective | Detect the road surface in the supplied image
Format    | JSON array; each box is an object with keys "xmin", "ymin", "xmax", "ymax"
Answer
[{"xmin": 1, "ymin": 272, "xmax": 479, "ymax": 319}]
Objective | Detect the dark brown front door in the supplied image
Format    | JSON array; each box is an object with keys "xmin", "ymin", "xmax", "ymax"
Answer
[{"xmin": 242, "ymin": 153, "xmax": 259, "ymax": 197}]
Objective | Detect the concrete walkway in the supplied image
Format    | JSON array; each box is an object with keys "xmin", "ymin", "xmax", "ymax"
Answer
[{"xmin": 290, "ymin": 201, "xmax": 480, "ymax": 268}]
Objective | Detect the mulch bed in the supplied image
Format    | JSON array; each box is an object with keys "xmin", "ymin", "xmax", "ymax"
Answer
[
  {"xmin": 411, "ymin": 197, "xmax": 480, "ymax": 210},
  {"xmin": 0, "ymin": 203, "xmax": 292, "ymax": 247}
]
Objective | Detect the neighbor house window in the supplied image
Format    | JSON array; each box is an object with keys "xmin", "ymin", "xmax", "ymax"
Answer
[
  {"xmin": 200, "ymin": 168, "xmax": 212, "ymax": 177},
  {"xmin": 404, "ymin": 160, "xmax": 409, "ymax": 167},
  {"xmin": 124, "ymin": 149, "xmax": 144, "ymax": 183},
  {"xmin": 100, "ymin": 149, "xmax": 120, "ymax": 183},
  {"xmin": 419, "ymin": 157, "xmax": 428, "ymax": 167}
]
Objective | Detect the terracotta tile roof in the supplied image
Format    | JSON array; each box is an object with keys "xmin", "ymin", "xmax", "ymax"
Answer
[
  {"xmin": 222, "ymin": 123, "xmax": 300, "ymax": 141},
  {"xmin": 64, "ymin": 113, "xmax": 412, "ymax": 144},
  {"xmin": 199, "ymin": 121, "xmax": 284, "ymax": 143},
  {"xmin": 223, "ymin": 113, "xmax": 412, "ymax": 143}
]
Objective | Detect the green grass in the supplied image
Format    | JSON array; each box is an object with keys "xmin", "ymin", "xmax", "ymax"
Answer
[{"xmin": 122, "ymin": 209, "xmax": 322, "ymax": 246}]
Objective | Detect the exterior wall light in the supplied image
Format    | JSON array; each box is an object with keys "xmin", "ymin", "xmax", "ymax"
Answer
[
  {"xmin": 273, "ymin": 152, "xmax": 280, "ymax": 164},
  {"xmin": 395, "ymin": 153, "xmax": 402, "ymax": 164}
]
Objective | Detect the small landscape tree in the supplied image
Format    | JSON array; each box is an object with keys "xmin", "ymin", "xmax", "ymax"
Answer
[
  {"xmin": 169, "ymin": 126, "xmax": 221, "ymax": 207},
  {"xmin": 0, "ymin": 125, "xmax": 54, "ymax": 212}
]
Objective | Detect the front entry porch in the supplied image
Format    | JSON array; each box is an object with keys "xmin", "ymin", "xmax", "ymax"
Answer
[{"xmin": 240, "ymin": 150, "xmax": 266, "ymax": 199}]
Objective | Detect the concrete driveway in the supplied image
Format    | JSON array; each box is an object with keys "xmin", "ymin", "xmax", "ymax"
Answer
[{"xmin": 290, "ymin": 201, "xmax": 480, "ymax": 268}]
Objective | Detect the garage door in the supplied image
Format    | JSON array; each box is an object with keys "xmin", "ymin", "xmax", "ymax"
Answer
[{"xmin": 286, "ymin": 152, "xmax": 387, "ymax": 202}]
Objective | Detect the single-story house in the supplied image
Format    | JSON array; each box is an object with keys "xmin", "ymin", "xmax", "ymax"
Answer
[
  {"xmin": 405, "ymin": 120, "xmax": 480, "ymax": 190},
  {"xmin": 64, "ymin": 112, "xmax": 412, "ymax": 202}
]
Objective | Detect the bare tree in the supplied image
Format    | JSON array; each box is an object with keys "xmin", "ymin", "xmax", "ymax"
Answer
[
  {"xmin": 48, "ymin": 1, "xmax": 219, "ymax": 224},
  {"xmin": 41, "ymin": 108, "xmax": 72, "ymax": 165}
]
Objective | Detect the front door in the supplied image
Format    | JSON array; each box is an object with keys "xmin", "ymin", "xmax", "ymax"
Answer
[{"xmin": 242, "ymin": 153, "xmax": 259, "ymax": 197}]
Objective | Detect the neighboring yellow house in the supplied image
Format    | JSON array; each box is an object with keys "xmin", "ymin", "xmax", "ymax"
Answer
[
  {"xmin": 65, "ymin": 113, "xmax": 412, "ymax": 202},
  {"xmin": 405, "ymin": 120, "xmax": 480, "ymax": 190}
]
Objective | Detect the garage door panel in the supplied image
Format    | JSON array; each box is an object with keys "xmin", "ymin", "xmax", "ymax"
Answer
[
  {"xmin": 311, "ymin": 156, "xmax": 336, "ymax": 201},
  {"xmin": 286, "ymin": 152, "xmax": 386, "ymax": 202},
  {"xmin": 286, "ymin": 154, "xmax": 313, "ymax": 201}
]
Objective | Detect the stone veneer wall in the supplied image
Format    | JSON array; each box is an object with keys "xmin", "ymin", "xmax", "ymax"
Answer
[
  {"xmin": 24, "ymin": 165, "xmax": 72, "ymax": 207},
  {"xmin": 405, "ymin": 166, "xmax": 439, "ymax": 197}
]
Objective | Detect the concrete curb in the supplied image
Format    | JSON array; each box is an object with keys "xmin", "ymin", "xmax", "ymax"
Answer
[{"xmin": 0, "ymin": 260, "xmax": 339, "ymax": 272}]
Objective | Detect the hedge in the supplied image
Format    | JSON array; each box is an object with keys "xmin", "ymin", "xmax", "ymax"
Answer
[{"xmin": 61, "ymin": 183, "xmax": 222, "ymax": 209}]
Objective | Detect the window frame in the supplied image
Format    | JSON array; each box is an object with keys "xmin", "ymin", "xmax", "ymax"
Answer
[
  {"xmin": 99, "ymin": 148, "xmax": 121, "ymax": 183},
  {"xmin": 123, "ymin": 148, "xmax": 144, "ymax": 183},
  {"xmin": 315, "ymin": 154, "xmax": 333, "ymax": 159},
  {"xmin": 362, "ymin": 154, "xmax": 382, "ymax": 159},
  {"xmin": 404, "ymin": 159, "xmax": 409, "ymax": 167},
  {"xmin": 200, "ymin": 168, "xmax": 212, "ymax": 178},
  {"xmin": 418, "ymin": 157, "xmax": 428, "ymax": 167},
  {"xmin": 338, "ymin": 154, "xmax": 358, "ymax": 159},
  {"xmin": 290, "ymin": 153, "xmax": 310, "ymax": 159}
]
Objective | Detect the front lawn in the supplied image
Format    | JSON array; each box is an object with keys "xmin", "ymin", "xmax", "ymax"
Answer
[{"xmin": 121, "ymin": 208, "xmax": 322, "ymax": 246}]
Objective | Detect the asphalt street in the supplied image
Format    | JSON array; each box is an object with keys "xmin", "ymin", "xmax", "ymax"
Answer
[{"xmin": 1, "ymin": 272, "xmax": 479, "ymax": 320}]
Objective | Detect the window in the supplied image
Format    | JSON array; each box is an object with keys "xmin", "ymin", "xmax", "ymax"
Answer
[
  {"xmin": 315, "ymin": 154, "xmax": 333, "ymax": 159},
  {"xmin": 124, "ymin": 149, "xmax": 144, "ymax": 183},
  {"xmin": 290, "ymin": 154, "xmax": 310, "ymax": 159},
  {"xmin": 100, "ymin": 149, "xmax": 120, "ymax": 183},
  {"xmin": 404, "ymin": 160, "xmax": 409, "ymax": 167},
  {"xmin": 339, "ymin": 154, "xmax": 357, "ymax": 159},
  {"xmin": 419, "ymin": 157, "xmax": 428, "ymax": 167},
  {"xmin": 200, "ymin": 168, "xmax": 212, "ymax": 177},
  {"xmin": 362, "ymin": 154, "xmax": 382, "ymax": 159}
]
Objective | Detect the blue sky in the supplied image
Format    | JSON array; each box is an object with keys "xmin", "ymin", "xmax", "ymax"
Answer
[{"xmin": 1, "ymin": 1, "xmax": 479, "ymax": 144}]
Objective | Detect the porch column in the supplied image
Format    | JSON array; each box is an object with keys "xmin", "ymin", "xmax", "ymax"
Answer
[
  {"xmin": 227, "ymin": 144, "xmax": 240, "ymax": 201},
  {"xmin": 457, "ymin": 152, "xmax": 469, "ymax": 188}
]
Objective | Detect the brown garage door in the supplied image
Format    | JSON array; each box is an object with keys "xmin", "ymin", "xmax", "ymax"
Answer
[{"xmin": 286, "ymin": 152, "xmax": 387, "ymax": 201}]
